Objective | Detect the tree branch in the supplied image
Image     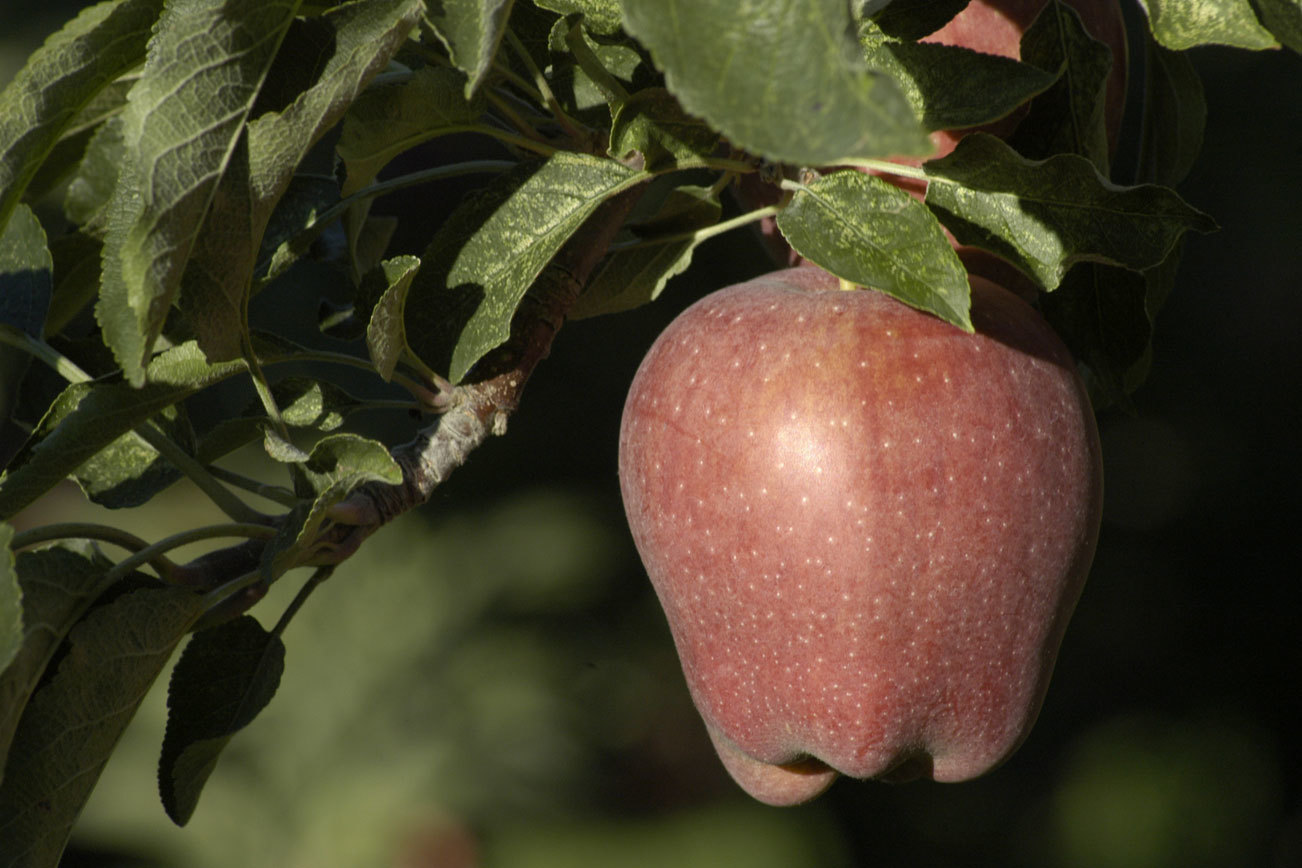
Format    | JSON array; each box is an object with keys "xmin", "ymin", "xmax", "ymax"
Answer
[{"xmin": 175, "ymin": 184, "xmax": 647, "ymax": 594}]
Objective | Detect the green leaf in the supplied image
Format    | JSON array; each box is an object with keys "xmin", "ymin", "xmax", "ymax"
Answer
[
  {"xmin": 336, "ymin": 65, "xmax": 486, "ymax": 196},
  {"xmin": 47, "ymin": 232, "xmax": 105, "ymax": 338},
  {"xmin": 535, "ymin": 0, "xmax": 623, "ymax": 33},
  {"xmin": 178, "ymin": 0, "xmax": 424, "ymax": 367},
  {"xmin": 1142, "ymin": 0, "xmax": 1280, "ymax": 49},
  {"xmin": 0, "ymin": 0, "xmax": 163, "ymax": 237},
  {"xmin": 424, "ymin": 0, "xmax": 516, "ymax": 98},
  {"xmin": 0, "ymin": 543, "xmax": 117, "ymax": 789},
  {"xmin": 405, "ymin": 152, "xmax": 647, "ymax": 382},
  {"xmin": 1255, "ymin": 0, "xmax": 1302, "ymax": 52},
  {"xmin": 0, "ymin": 526, "xmax": 19, "ymax": 698},
  {"xmin": 0, "ymin": 205, "xmax": 53, "ymax": 339},
  {"xmin": 571, "ymin": 185, "xmax": 721, "ymax": 318},
  {"xmin": 1040, "ymin": 261, "xmax": 1154, "ymax": 404},
  {"xmin": 71, "ymin": 402, "xmax": 194, "ymax": 509},
  {"xmin": 0, "ymin": 342, "xmax": 248, "ymax": 522},
  {"xmin": 620, "ymin": 0, "xmax": 929, "ymax": 164},
  {"xmin": 859, "ymin": 28, "xmax": 1058, "ymax": 133},
  {"xmin": 924, "ymin": 134, "xmax": 1218, "ymax": 291},
  {"xmin": 62, "ymin": 115, "xmax": 125, "ymax": 234},
  {"xmin": 96, "ymin": 0, "xmax": 301, "ymax": 386},
  {"xmin": 300, "ymin": 433, "xmax": 402, "ymax": 494},
  {"xmin": 1, "ymin": 207, "xmax": 54, "ymax": 485},
  {"xmin": 546, "ymin": 16, "xmax": 649, "ymax": 114},
  {"xmin": 159, "ymin": 616, "xmax": 285, "ymax": 826},
  {"xmin": 776, "ymin": 170, "xmax": 971, "ymax": 328},
  {"xmin": 364, "ymin": 255, "xmax": 424, "ymax": 381},
  {"xmin": 868, "ymin": 0, "xmax": 969, "ymax": 40},
  {"xmin": 1007, "ymin": 0, "xmax": 1113, "ymax": 172},
  {"xmin": 0, "ymin": 584, "xmax": 204, "ymax": 866},
  {"xmin": 196, "ymin": 378, "xmax": 364, "ymax": 464},
  {"xmin": 609, "ymin": 88, "xmax": 720, "ymax": 169},
  {"xmin": 259, "ymin": 434, "xmax": 400, "ymax": 577},
  {"xmin": 1138, "ymin": 40, "xmax": 1207, "ymax": 187}
]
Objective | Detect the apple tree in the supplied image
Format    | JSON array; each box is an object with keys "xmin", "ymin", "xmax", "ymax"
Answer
[{"xmin": 0, "ymin": 0, "xmax": 1295, "ymax": 863}]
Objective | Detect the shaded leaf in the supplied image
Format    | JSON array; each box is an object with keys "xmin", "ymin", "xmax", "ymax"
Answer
[
  {"xmin": 0, "ymin": 526, "xmax": 18, "ymax": 698},
  {"xmin": 1041, "ymin": 261, "xmax": 1153, "ymax": 404},
  {"xmin": 609, "ymin": 88, "xmax": 720, "ymax": 169},
  {"xmin": 924, "ymin": 134, "xmax": 1218, "ymax": 291},
  {"xmin": 47, "ymin": 232, "xmax": 105, "ymax": 338},
  {"xmin": 1142, "ymin": 0, "xmax": 1280, "ymax": 49},
  {"xmin": 621, "ymin": 0, "xmax": 930, "ymax": 164},
  {"xmin": 405, "ymin": 153, "xmax": 647, "ymax": 382},
  {"xmin": 0, "ymin": 0, "xmax": 163, "ymax": 237},
  {"xmin": 0, "ymin": 205, "xmax": 54, "ymax": 340},
  {"xmin": 179, "ymin": 0, "xmax": 424, "ymax": 366},
  {"xmin": 160, "ymin": 616, "xmax": 286, "ymax": 826},
  {"xmin": 337, "ymin": 65, "xmax": 485, "ymax": 196},
  {"xmin": 0, "ymin": 343, "xmax": 248, "ymax": 522},
  {"xmin": 0, "ymin": 543, "xmax": 117, "ymax": 788},
  {"xmin": 425, "ymin": 0, "xmax": 516, "ymax": 98},
  {"xmin": 1008, "ymin": 0, "xmax": 1113, "ymax": 172},
  {"xmin": 0, "ymin": 584, "xmax": 204, "ymax": 866},
  {"xmin": 1138, "ymin": 39, "xmax": 1207, "ymax": 187},
  {"xmin": 95, "ymin": 0, "xmax": 299, "ymax": 386},
  {"xmin": 62, "ymin": 115, "xmax": 125, "ymax": 234},
  {"xmin": 365, "ymin": 256, "xmax": 424, "ymax": 381},
  {"xmin": 860, "ymin": 27, "xmax": 1058, "ymax": 132},
  {"xmin": 776, "ymin": 170, "xmax": 971, "ymax": 329},
  {"xmin": 571, "ymin": 185, "xmax": 721, "ymax": 318},
  {"xmin": 868, "ymin": 0, "xmax": 969, "ymax": 40}
]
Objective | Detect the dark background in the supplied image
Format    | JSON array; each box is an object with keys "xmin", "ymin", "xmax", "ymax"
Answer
[{"xmin": 3, "ymin": 3, "xmax": 1300, "ymax": 866}]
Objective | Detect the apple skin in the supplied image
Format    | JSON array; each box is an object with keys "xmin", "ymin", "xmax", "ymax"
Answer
[{"xmin": 618, "ymin": 267, "xmax": 1103, "ymax": 806}]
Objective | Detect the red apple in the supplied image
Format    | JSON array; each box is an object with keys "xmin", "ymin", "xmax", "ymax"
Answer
[{"xmin": 618, "ymin": 267, "xmax": 1103, "ymax": 805}]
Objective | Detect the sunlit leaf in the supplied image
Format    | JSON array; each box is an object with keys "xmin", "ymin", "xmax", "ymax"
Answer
[
  {"xmin": 924, "ymin": 134, "xmax": 1218, "ymax": 291},
  {"xmin": 1254, "ymin": 0, "xmax": 1302, "ymax": 51},
  {"xmin": 365, "ymin": 255, "xmax": 423, "ymax": 381},
  {"xmin": 621, "ymin": 0, "xmax": 930, "ymax": 164},
  {"xmin": 571, "ymin": 185, "xmax": 721, "ymax": 318},
  {"xmin": 71, "ymin": 402, "xmax": 193, "ymax": 509},
  {"xmin": 96, "ymin": 0, "xmax": 300, "ymax": 386},
  {"xmin": 0, "ymin": 0, "xmax": 163, "ymax": 237},
  {"xmin": 1141, "ymin": 0, "xmax": 1280, "ymax": 49},
  {"xmin": 0, "ymin": 205, "xmax": 53, "ymax": 340},
  {"xmin": 160, "ymin": 616, "xmax": 285, "ymax": 826},
  {"xmin": 424, "ymin": 0, "xmax": 516, "ymax": 98},
  {"xmin": 776, "ymin": 170, "xmax": 971, "ymax": 329},
  {"xmin": 405, "ymin": 152, "xmax": 647, "ymax": 382},
  {"xmin": 535, "ymin": 0, "xmax": 623, "ymax": 33},
  {"xmin": 0, "ymin": 584, "xmax": 204, "ymax": 865},
  {"xmin": 0, "ymin": 343, "xmax": 248, "ymax": 522}
]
